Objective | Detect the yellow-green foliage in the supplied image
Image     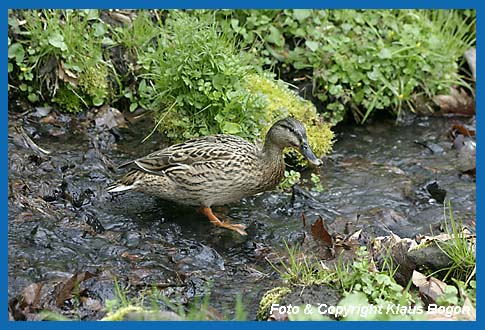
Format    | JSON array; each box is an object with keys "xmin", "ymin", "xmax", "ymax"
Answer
[
  {"xmin": 245, "ymin": 74, "xmax": 334, "ymax": 158},
  {"xmin": 79, "ymin": 64, "xmax": 109, "ymax": 106},
  {"xmin": 101, "ymin": 306, "xmax": 144, "ymax": 321},
  {"xmin": 256, "ymin": 286, "xmax": 291, "ymax": 320}
]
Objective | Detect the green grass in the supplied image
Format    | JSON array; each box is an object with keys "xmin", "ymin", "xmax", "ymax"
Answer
[
  {"xmin": 261, "ymin": 243, "xmax": 421, "ymax": 320},
  {"xmin": 435, "ymin": 201, "xmax": 476, "ymax": 283},
  {"xmin": 261, "ymin": 201, "xmax": 477, "ymax": 321},
  {"xmin": 102, "ymin": 280, "xmax": 248, "ymax": 321},
  {"xmin": 267, "ymin": 241, "xmax": 334, "ymax": 286}
]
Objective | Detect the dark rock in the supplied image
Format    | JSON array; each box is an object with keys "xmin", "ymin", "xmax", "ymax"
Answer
[
  {"xmin": 281, "ymin": 285, "xmax": 340, "ymax": 310},
  {"xmin": 426, "ymin": 181, "xmax": 447, "ymax": 204},
  {"xmin": 407, "ymin": 244, "xmax": 452, "ymax": 272},
  {"xmin": 414, "ymin": 140, "xmax": 445, "ymax": 154}
]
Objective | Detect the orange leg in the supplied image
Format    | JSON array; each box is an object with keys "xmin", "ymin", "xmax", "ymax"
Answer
[{"xmin": 201, "ymin": 207, "xmax": 247, "ymax": 236}]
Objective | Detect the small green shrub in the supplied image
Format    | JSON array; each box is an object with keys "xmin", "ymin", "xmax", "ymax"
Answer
[
  {"xmin": 220, "ymin": 9, "xmax": 476, "ymax": 123},
  {"xmin": 8, "ymin": 10, "xmax": 113, "ymax": 111},
  {"xmin": 52, "ymin": 85, "xmax": 82, "ymax": 113},
  {"xmin": 139, "ymin": 11, "xmax": 266, "ymax": 141}
]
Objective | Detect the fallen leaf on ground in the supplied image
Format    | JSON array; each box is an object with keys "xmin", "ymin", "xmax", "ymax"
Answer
[
  {"xmin": 412, "ymin": 270, "xmax": 447, "ymax": 304},
  {"xmin": 310, "ymin": 215, "xmax": 333, "ymax": 247},
  {"xmin": 55, "ymin": 271, "xmax": 96, "ymax": 307}
]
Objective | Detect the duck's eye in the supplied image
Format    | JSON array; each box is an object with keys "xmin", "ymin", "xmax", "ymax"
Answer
[{"xmin": 280, "ymin": 124, "xmax": 296, "ymax": 134}]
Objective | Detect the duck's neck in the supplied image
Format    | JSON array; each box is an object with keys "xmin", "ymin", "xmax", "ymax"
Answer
[
  {"xmin": 260, "ymin": 139, "xmax": 286, "ymax": 187},
  {"xmin": 262, "ymin": 139, "xmax": 284, "ymax": 162}
]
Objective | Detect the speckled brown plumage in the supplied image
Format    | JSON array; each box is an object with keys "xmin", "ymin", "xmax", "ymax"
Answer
[{"xmin": 107, "ymin": 118, "xmax": 321, "ymax": 235}]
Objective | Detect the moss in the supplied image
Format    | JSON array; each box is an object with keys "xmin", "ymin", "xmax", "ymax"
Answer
[
  {"xmin": 101, "ymin": 306, "xmax": 183, "ymax": 321},
  {"xmin": 256, "ymin": 286, "xmax": 291, "ymax": 321},
  {"xmin": 79, "ymin": 64, "xmax": 109, "ymax": 106},
  {"xmin": 101, "ymin": 306, "xmax": 144, "ymax": 321},
  {"xmin": 52, "ymin": 86, "xmax": 82, "ymax": 113},
  {"xmin": 245, "ymin": 73, "xmax": 334, "ymax": 159}
]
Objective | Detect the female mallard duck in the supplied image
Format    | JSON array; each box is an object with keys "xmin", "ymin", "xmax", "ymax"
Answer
[{"xmin": 107, "ymin": 117, "xmax": 321, "ymax": 235}]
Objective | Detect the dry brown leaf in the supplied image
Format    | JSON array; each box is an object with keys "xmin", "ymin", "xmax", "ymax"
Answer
[
  {"xmin": 55, "ymin": 271, "xmax": 96, "ymax": 307},
  {"xmin": 461, "ymin": 297, "xmax": 476, "ymax": 320},
  {"xmin": 57, "ymin": 61, "xmax": 78, "ymax": 87},
  {"xmin": 347, "ymin": 229, "xmax": 362, "ymax": 241},
  {"xmin": 412, "ymin": 270, "xmax": 447, "ymax": 304},
  {"xmin": 21, "ymin": 282, "xmax": 43, "ymax": 307},
  {"xmin": 301, "ymin": 212, "xmax": 307, "ymax": 228},
  {"xmin": 121, "ymin": 251, "xmax": 143, "ymax": 261},
  {"xmin": 310, "ymin": 216, "xmax": 333, "ymax": 247},
  {"xmin": 452, "ymin": 123, "xmax": 475, "ymax": 137}
]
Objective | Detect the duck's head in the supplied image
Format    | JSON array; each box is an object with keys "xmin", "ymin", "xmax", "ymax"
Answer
[{"xmin": 265, "ymin": 117, "xmax": 322, "ymax": 167}]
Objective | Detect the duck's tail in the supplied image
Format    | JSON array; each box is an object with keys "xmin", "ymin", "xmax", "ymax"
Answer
[
  {"xmin": 106, "ymin": 169, "xmax": 143, "ymax": 193},
  {"xmin": 106, "ymin": 182, "xmax": 134, "ymax": 193}
]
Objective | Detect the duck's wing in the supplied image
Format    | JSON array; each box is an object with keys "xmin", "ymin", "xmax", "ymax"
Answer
[{"xmin": 132, "ymin": 135, "xmax": 253, "ymax": 175}]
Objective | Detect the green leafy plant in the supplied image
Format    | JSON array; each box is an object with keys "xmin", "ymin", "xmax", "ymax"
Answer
[
  {"xmin": 436, "ymin": 279, "xmax": 476, "ymax": 307},
  {"xmin": 333, "ymin": 247, "xmax": 415, "ymax": 306},
  {"xmin": 310, "ymin": 173, "xmax": 324, "ymax": 192},
  {"xmin": 219, "ymin": 9, "xmax": 476, "ymax": 123},
  {"xmin": 139, "ymin": 11, "xmax": 266, "ymax": 141},
  {"xmin": 269, "ymin": 244, "xmax": 415, "ymax": 305},
  {"xmin": 278, "ymin": 170, "xmax": 301, "ymax": 190},
  {"xmin": 8, "ymin": 10, "xmax": 114, "ymax": 111},
  {"xmin": 9, "ymin": 9, "xmax": 475, "ymax": 126}
]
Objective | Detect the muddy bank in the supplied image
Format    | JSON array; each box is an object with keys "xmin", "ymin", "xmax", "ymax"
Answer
[{"xmin": 8, "ymin": 104, "xmax": 475, "ymax": 320}]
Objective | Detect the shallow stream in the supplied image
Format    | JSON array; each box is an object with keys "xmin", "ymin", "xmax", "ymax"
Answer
[{"xmin": 8, "ymin": 107, "xmax": 475, "ymax": 319}]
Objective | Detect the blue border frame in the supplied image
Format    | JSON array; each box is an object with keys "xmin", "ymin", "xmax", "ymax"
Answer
[
  {"xmin": 4, "ymin": 1, "xmax": 481, "ymax": 329},
  {"xmin": 5, "ymin": 1, "xmax": 482, "ymax": 10}
]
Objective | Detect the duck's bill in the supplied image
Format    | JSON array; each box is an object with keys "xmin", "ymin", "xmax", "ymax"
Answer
[{"xmin": 300, "ymin": 143, "xmax": 322, "ymax": 167}]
